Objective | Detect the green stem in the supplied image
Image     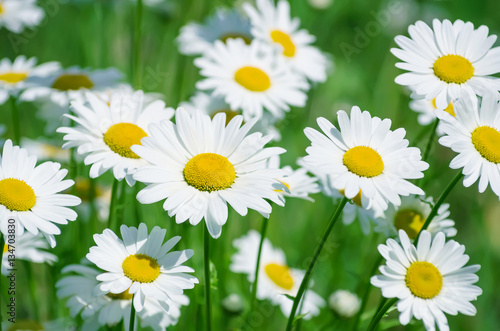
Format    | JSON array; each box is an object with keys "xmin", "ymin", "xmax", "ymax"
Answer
[
  {"xmin": 415, "ymin": 171, "xmax": 463, "ymax": 242},
  {"xmin": 26, "ymin": 262, "xmax": 40, "ymax": 321},
  {"xmin": 134, "ymin": 0, "xmax": 143, "ymax": 89},
  {"xmin": 250, "ymin": 217, "xmax": 269, "ymax": 311},
  {"xmin": 108, "ymin": 179, "xmax": 119, "ymax": 230},
  {"xmin": 286, "ymin": 197, "xmax": 349, "ymax": 330},
  {"xmin": 128, "ymin": 299, "xmax": 136, "ymax": 331},
  {"xmin": 367, "ymin": 298, "xmax": 397, "ymax": 331},
  {"xmin": 10, "ymin": 96, "xmax": 20, "ymax": 145},
  {"xmin": 204, "ymin": 225, "xmax": 212, "ymax": 331},
  {"xmin": 416, "ymin": 119, "xmax": 439, "ymax": 187}
]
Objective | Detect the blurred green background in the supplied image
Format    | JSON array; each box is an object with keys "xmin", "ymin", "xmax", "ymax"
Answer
[{"xmin": 1, "ymin": 0, "xmax": 499, "ymax": 330}]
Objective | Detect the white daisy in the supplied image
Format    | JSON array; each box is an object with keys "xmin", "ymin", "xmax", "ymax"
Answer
[
  {"xmin": 303, "ymin": 106, "xmax": 429, "ymax": 212},
  {"xmin": 177, "ymin": 7, "xmax": 252, "ymax": 56},
  {"xmin": 392, "ymin": 19, "xmax": 500, "ymax": 109},
  {"xmin": 230, "ymin": 230, "xmax": 326, "ymax": 319},
  {"xmin": 57, "ymin": 90, "xmax": 174, "ymax": 185},
  {"xmin": 180, "ymin": 91, "xmax": 281, "ymax": 141},
  {"xmin": 86, "ymin": 223, "xmax": 198, "ymax": 313},
  {"xmin": 194, "ymin": 38, "xmax": 309, "ymax": 121},
  {"xmin": 56, "ymin": 263, "xmax": 189, "ymax": 330},
  {"xmin": 20, "ymin": 66, "xmax": 123, "ymax": 108},
  {"xmin": 371, "ymin": 230, "xmax": 482, "ymax": 331},
  {"xmin": 268, "ymin": 156, "xmax": 320, "ymax": 201},
  {"xmin": 243, "ymin": 0, "xmax": 330, "ymax": 83},
  {"xmin": 437, "ymin": 90, "xmax": 500, "ymax": 198},
  {"xmin": 0, "ymin": 56, "xmax": 60, "ymax": 105},
  {"xmin": 0, "ymin": 139, "xmax": 81, "ymax": 247},
  {"xmin": 21, "ymin": 137, "xmax": 69, "ymax": 163},
  {"xmin": 132, "ymin": 108, "xmax": 286, "ymax": 238},
  {"xmin": 0, "ymin": 0, "xmax": 44, "ymax": 33},
  {"xmin": 328, "ymin": 289, "xmax": 361, "ymax": 318},
  {"xmin": 409, "ymin": 95, "xmax": 455, "ymax": 135},
  {"xmin": 374, "ymin": 195, "xmax": 456, "ymax": 240},
  {"xmin": 2, "ymin": 232, "xmax": 57, "ymax": 275}
]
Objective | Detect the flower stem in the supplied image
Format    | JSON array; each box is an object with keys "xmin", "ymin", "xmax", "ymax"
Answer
[
  {"xmin": 134, "ymin": 0, "xmax": 143, "ymax": 89},
  {"xmin": 250, "ymin": 217, "xmax": 269, "ymax": 311},
  {"xmin": 204, "ymin": 225, "xmax": 212, "ymax": 331},
  {"xmin": 367, "ymin": 298, "xmax": 397, "ymax": 331},
  {"xmin": 108, "ymin": 179, "xmax": 119, "ymax": 230},
  {"xmin": 128, "ymin": 298, "xmax": 136, "ymax": 331},
  {"xmin": 286, "ymin": 197, "xmax": 349, "ymax": 330},
  {"xmin": 415, "ymin": 171, "xmax": 463, "ymax": 242},
  {"xmin": 422, "ymin": 119, "xmax": 439, "ymax": 163},
  {"xmin": 10, "ymin": 96, "xmax": 20, "ymax": 145},
  {"xmin": 25, "ymin": 262, "xmax": 40, "ymax": 321}
]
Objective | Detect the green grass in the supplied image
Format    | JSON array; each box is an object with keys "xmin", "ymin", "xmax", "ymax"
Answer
[{"xmin": 1, "ymin": 0, "xmax": 500, "ymax": 330}]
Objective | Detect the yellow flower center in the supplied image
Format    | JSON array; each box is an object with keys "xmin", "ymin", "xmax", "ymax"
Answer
[
  {"xmin": 339, "ymin": 189, "xmax": 362, "ymax": 207},
  {"xmin": 3, "ymin": 243, "xmax": 8, "ymax": 254},
  {"xmin": 52, "ymin": 74, "xmax": 94, "ymax": 91},
  {"xmin": 343, "ymin": 146, "xmax": 384, "ymax": 178},
  {"xmin": 103, "ymin": 123, "xmax": 147, "ymax": 159},
  {"xmin": 274, "ymin": 179, "xmax": 291, "ymax": 193},
  {"xmin": 264, "ymin": 263, "xmax": 294, "ymax": 290},
  {"xmin": 122, "ymin": 254, "xmax": 160, "ymax": 283},
  {"xmin": 0, "ymin": 178, "xmax": 36, "ymax": 211},
  {"xmin": 394, "ymin": 209, "xmax": 425, "ymax": 240},
  {"xmin": 211, "ymin": 109, "xmax": 241, "ymax": 126},
  {"xmin": 183, "ymin": 153, "xmax": 236, "ymax": 192},
  {"xmin": 7, "ymin": 321, "xmax": 44, "ymax": 331},
  {"xmin": 405, "ymin": 261, "xmax": 443, "ymax": 299},
  {"xmin": 471, "ymin": 126, "xmax": 500, "ymax": 163},
  {"xmin": 270, "ymin": 30, "xmax": 296, "ymax": 57},
  {"xmin": 431, "ymin": 98, "xmax": 455, "ymax": 117},
  {"xmin": 433, "ymin": 55, "xmax": 474, "ymax": 84},
  {"xmin": 106, "ymin": 288, "xmax": 134, "ymax": 300},
  {"xmin": 234, "ymin": 66, "xmax": 271, "ymax": 92},
  {"xmin": 0, "ymin": 72, "xmax": 28, "ymax": 84},
  {"xmin": 219, "ymin": 33, "xmax": 252, "ymax": 45},
  {"xmin": 0, "ymin": 4, "xmax": 3, "ymax": 14}
]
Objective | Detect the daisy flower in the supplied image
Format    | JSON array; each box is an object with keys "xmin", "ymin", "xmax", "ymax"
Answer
[
  {"xmin": 194, "ymin": 38, "xmax": 309, "ymax": 121},
  {"xmin": 371, "ymin": 230, "xmax": 482, "ymax": 330},
  {"xmin": 230, "ymin": 230, "xmax": 326, "ymax": 319},
  {"xmin": 437, "ymin": 90, "xmax": 500, "ymax": 198},
  {"xmin": 56, "ymin": 263, "xmax": 189, "ymax": 330},
  {"xmin": 21, "ymin": 137, "xmax": 69, "ymax": 163},
  {"xmin": 177, "ymin": 7, "xmax": 252, "ymax": 56},
  {"xmin": 57, "ymin": 90, "xmax": 174, "ymax": 185},
  {"xmin": 132, "ymin": 108, "xmax": 286, "ymax": 238},
  {"xmin": 328, "ymin": 290, "xmax": 361, "ymax": 318},
  {"xmin": 21, "ymin": 66, "xmax": 123, "ymax": 107},
  {"xmin": 86, "ymin": 223, "xmax": 198, "ymax": 312},
  {"xmin": 0, "ymin": 139, "xmax": 81, "ymax": 247},
  {"xmin": 374, "ymin": 195, "xmax": 456, "ymax": 240},
  {"xmin": 0, "ymin": 0, "xmax": 44, "ymax": 33},
  {"xmin": 302, "ymin": 106, "xmax": 428, "ymax": 211},
  {"xmin": 268, "ymin": 156, "xmax": 320, "ymax": 201},
  {"xmin": 0, "ymin": 56, "xmax": 60, "ymax": 105},
  {"xmin": 180, "ymin": 91, "xmax": 281, "ymax": 141},
  {"xmin": 409, "ymin": 95, "xmax": 455, "ymax": 135},
  {"xmin": 2, "ymin": 232, "xmax": 57, "ymax": 275},
  {"xmin": 392, "ymin": 19, "xmax": 500, "ymax": 109},
  {"xmin": 243, "ymin": 0, "xmax": 330, "ymax": 83}
]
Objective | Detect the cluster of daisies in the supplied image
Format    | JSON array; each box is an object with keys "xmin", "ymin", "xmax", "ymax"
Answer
[{"xmin": 0, "ymin": 0, "xmax": 499, "ymax": 330}]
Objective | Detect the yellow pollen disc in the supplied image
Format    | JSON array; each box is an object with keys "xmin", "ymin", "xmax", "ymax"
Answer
[
  {"xmin": 183, "ymin": 153, "xmax": 236, "ymax": 192},
  {"xmin": 394, "ymin": 209, "xmax": 425, "ymax": 240},
  {"xmin": 219, "ymin": 33, "xmax": 252, "ymax": 45},
  {"xmin": 211, "ymin": 109, "xmax": 241, "ymax": 126},
  {"xmin": 106, "ymin": 288, "xmax": 134, "ymax": 300},
  {"xmin": 234, "ymin": 66, "xmax": 271, "ymax": 92},
  {"xmin": 0, "ymin": 72, "xmax": 28, "ymax": 84},
  {"xmin": 122, "ymin": 254, "xmax": 160, "ymax": 283},
  {"xmin": 52, "ymin": 74, "xmax": 94, "ymax": 91},
  {"xmin": 0, "ymin": 178, "xmax": 36, "ymax": 211},
  {"xmin": 274, "ymin": 179, "xmax": 291, "ymax": 193},
  {"xmin": 471, "ymin": 126, "xmax": 500, "ymax": 163},
  {"xmin": 3, "ymin": 243, "xmax": 8, "ymax": 254},
  {"xmin": 405, "ymin": 261, "xmax": 443, "ymax": 299},
  {"xmin": 264, "ymin": 263, "xmax": 294, "ymax": 290},
  {"xmin": 7, "ymin": 321, "xmax": 44, "ymax": 331},
  {"xmin": 270, "ymin": 30, "xmax": 296, "ymax": 57},
  {"xmin": 343, "ymin": 146, "xmax": 384, "ymax": 178},
  {"xmin": 339, "ymin": 189, "xmax": 363, "ymax": 207},
  {"xmin": 0, "ymin": 4, "xmax": 3, "ymax": 14},
  {"xmin": 103, "ymin": 123, "xmax": 147, "ymax": 159},
  {"xmin": 433, "ymin": 55, "xmax": 474, "ymax": 84},
  {"xmin": 431, "ymin": 98, "xmax": 455, "ymax": 117}
]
